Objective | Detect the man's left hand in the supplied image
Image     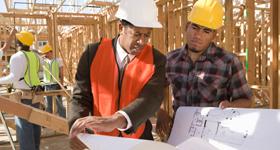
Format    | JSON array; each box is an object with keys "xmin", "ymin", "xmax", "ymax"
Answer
[{"xmin": 219, "ymin": 100, "xmax": 232, "ymax": 109}]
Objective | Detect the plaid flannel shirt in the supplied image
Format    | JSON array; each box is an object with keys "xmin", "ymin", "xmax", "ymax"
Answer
[{"xmin": 166, "ymin": 43, "xmax": 252, "ymax": 112}]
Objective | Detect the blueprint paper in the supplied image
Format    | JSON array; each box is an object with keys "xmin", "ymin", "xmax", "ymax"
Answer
[
  {"xmin": 77, "ymin": 133, "xmax": 177, "ymax": 150},
  {"xmin": 77, "ymin": 107, "xmax": 280, "ymax": 150},
  {"xmin": 168, "ymin": 107, "xmax": 280, "ymax": 150}
]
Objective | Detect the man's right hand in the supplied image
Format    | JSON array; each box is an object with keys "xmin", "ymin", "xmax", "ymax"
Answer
[
  {"xmin": 69, "ymin": 113, "xmax": 127, "ymax": 139},
  {"xmin": 155, "ymin": 109, "xmax": 173, "ymax": 141}
]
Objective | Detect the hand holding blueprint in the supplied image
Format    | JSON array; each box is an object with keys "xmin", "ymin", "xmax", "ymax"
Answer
[{"xmin": 78, "ymin": 107, "xmax": 280, "ymax": 150}]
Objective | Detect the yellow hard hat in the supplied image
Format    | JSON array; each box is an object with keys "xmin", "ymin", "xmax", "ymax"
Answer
[
  {"xmin": 16, "ymin": 31, "xmax": 34, "ymax": 46},
  {"xmin": 39, "ymin": 44, "xmax": 52, "ymax": 54},
  {"xmin": 188, "ymin": 0, "xmax": 224, "ymax": 30}
]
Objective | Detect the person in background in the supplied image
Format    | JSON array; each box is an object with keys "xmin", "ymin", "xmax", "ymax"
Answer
[
  {"xmin": 156, "ymin": 0, "xmax": 253, "ymax": 140},
  {"xmin": 39, "ymin": 44, "xmax": 66, "ymax": 118},
  {"xmin": 0, "ymin": 30, "xmax": 42, "ymax": 150}
]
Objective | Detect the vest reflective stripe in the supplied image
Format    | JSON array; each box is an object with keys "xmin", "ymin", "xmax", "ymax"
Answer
[
  {"xmin": 44, "ymin": 59, "xmax": 59, "ymax": 83},
  {"xmin": 90, "ymin": 38, "xmax": 155, "ymax": 138},
  {"xmin": 22, "ymin": 51, "xmax": 41, "ymax": 87}
]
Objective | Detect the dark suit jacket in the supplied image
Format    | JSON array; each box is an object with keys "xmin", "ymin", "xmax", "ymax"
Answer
[{"xmin": 68, "ymin": 37, "xmax": 167, "ymax": 139}]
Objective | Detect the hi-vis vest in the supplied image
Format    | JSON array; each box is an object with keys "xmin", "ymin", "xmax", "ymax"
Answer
[
  {"xmin": 21, "ymin": 51, "xmax": 41, "ymax": 87},
  {"xmin": 44, "ymin": 59, "xmax": 59, "ymax": 83},
  {"xmin": 90, "ymin": 38, "xmax": 155, "ymax": 139}
]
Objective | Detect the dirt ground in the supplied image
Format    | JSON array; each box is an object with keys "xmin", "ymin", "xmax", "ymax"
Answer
[
  {"xmin": 0, "ymin": 135, "xmax": 70, "ymax": 150},
  {"xmin": 0, "ymin": 125, "xmax": 71, "ymax": 150}
]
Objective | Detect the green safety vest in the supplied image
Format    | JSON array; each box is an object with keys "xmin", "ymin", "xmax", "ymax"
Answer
[
  {"xmin": 22, "ymin": 51, "xmax": 41, "ymax": 87},
  {"xmin": 44, "ymin": 59, "xmax": 59, "ymax": 83}
]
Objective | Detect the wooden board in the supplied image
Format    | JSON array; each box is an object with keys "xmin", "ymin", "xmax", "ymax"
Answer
[{"xmin": 0, "ymin": 96, "xmax": 69, "ymax": 134}]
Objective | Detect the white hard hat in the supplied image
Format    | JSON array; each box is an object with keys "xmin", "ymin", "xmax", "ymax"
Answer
[{"xmin": 115, "ymin": 0, "xmax": 162, "ymax": 28}]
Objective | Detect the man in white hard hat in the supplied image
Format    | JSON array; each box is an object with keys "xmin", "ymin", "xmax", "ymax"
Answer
[
  {"xmin": 156, "ymin": 0, "xmax": 252, "ymax": 140},
  {"xmin": 68, "ymin": 0, "xmax": 167, "ymax": 143}
]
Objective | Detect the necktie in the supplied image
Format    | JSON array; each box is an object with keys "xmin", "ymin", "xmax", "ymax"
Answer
[
  {"xmin": 121, "ymin": 55, "xmax": 130, "ymax": 69},
  {"xmin": 119, "ymin": 55, "xmax": 130, "ymax": 85}
]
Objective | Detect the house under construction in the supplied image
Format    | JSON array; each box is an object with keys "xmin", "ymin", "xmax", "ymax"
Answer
[{"xmin": 0, "ymin": 0, "xmax": 279, "ymax": 149}]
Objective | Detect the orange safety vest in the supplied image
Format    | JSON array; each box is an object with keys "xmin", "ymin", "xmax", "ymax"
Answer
[{"xmin": 90, "ymin": 38, "xmax": 155, "ymax": 138}]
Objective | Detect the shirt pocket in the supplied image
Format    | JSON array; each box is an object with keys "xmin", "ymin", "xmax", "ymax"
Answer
[
  {"xmin": 197, "ymin": 73, "xmax": 227, "ymax": 102},
  {"xmin": 199, "ymin": 73, "xmax": 227, "ymax": 88}
]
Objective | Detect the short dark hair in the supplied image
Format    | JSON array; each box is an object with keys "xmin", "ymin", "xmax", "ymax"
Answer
[
  {"xmin": 120, "ymin": 19, "xmax": 134, "ymax": 27},
  {"xmin": 16, "ymin": 39, "xmax": 30, "ymax": 51}
]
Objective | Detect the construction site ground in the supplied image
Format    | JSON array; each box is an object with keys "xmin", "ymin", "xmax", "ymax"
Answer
[{"xmin": 0, "ymin": 124, "xmax": 70, "ymax": 150}]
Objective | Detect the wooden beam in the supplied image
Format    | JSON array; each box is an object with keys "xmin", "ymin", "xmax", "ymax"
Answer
[
  {"xmin": 271, "ymin": 0, "xmax": 279, "ymax": 108},
  {"xmin": 167, "ymin": 1, "xmax": 175, "ymax": 51},
  {"xmin": 0, "ymin": 23, "xmax": 47, "ymax": 26},
  {"xmin": 87, "ymin": 0, "xmax": 114, "ymax": 7},
  {"xmin": 256, "ymin": 0, "xmax": 271, "ymax": 4},
  {"xmin": 47, "ymin": 17, "xmax": 53, "ymax": 47},
  {"xmin": 0, "ymin": 119, "xmax": 16, "ymax": 130},
  {"xmin": 8, "ymin": 8, "xmax": 33, "ymax": 13},
  {"xmin": 246, "ymin": 0, "xmax": 256, "ymax": 85},
  {"xmin": 53, "ymin": 0, "xmax": 66, "ymax": 13},
  {"xmin": 0, "ymin": 12, "xmax": 48, "ymax": 19},
  {"xmin": 181, "ymin": 0, "xmax": 188, "ymax": 45},
  {"xmin": 225, "ymin": 0, "xmax": 233, "ymax": 52},
  {"xmin": 278, "ymin": 0, "xmax": 280, "ymax": 109},
  {"xmin": 56, "ymin": 12, "xmax": 101, "ymax": 17},
  {"xmin": 260, "ymin": 10, "xmax": 268, "ymax": 86},
  {"xmin": 0, "ymin": 96, "xmax": 69, "ymax": 134},
  {"xmin": 57, "ymin": 17, "xmax": 98, "ymax": 25},
  {"xmin": 35, "ymin": 90, "xmax": 71, "ymax": 98},
  {"xmin": 156, "ymin": 0, "xmax": 170, "ymax": 6},
  {"xmin": 34, "ymin": 3, "xmax": 57, "ymax": 8},
  {"xmin": 51, "ymin": 12, "xmax": 58, "ymax": 63}
]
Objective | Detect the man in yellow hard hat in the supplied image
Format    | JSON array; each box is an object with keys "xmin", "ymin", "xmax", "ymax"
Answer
[
  {"xmin": 0, "ymin": 30, "xmax": 42, "ymax": 150},
  {"xmin": 39, "ymin": 44, "xmax": 65, "ymax": 118},
  {"xmin": 156, "ymin": 0, "xmax": 252, "ymax": 139},
  {"xmin": 68, "ymin": 0, "xmax": 167, "ymax": 146}
]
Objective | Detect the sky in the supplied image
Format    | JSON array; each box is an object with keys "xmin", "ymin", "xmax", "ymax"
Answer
[{"xmin": 0, "ymin": 0, "xmax": 7, "ymax": 12}]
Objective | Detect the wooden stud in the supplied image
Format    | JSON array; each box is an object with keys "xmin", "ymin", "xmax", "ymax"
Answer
[
  {"xmin": 246, "ymin": 0, "xmax": 256, "ymax": 85},
  {"xmin": 271, "ymin": 0, "xmax": 279, "ymax": 108},
  {"xmin": 225, "ymin": 0, "xmax": 233, "ymax": 52}
]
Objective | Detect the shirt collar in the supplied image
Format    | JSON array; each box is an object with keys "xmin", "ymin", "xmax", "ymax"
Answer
[
  {"xmin": 116, "ymin": 37, "xmax": 129, "ymax": 62},
  {"xmin": 201, "ymin": 43, "xmax": 217, "ymax": 62},
  {"xmin": 178, "ymin": 43, "xmax": 217, "ymax": 62},
  {"xmin": 177, "ymin": 44, "xmax": 188, "ymax": 61},
  {"xmin": 116, "ymin": 37, "xmax": 135, "ymax": 62}
]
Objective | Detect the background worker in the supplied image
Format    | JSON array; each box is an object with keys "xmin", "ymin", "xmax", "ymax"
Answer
[
  {"xmin": 39, "ymin": 44, "xmax": 66, "ymax": 118},
  {"xmin": 0, "ymin": 28, "xmax": 17, "ymax": 58},
  {"xmin": 156, "ymin": 0, "xmax": 253, "ymax": 139},
  {"xmin": 0, "ymin": 30, "xmax": 42, "ymax": 150},
  {"xmin": 68, "ymin": 0, "xmax": 167, "ymax": 143}
]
